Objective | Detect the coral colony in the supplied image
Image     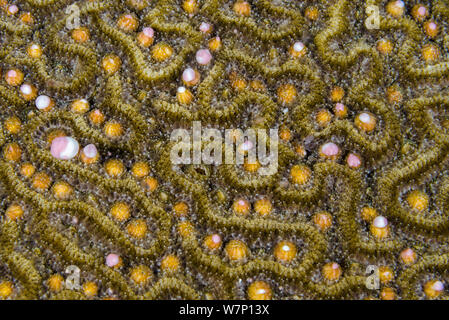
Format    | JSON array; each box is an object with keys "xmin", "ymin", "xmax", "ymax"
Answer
[{"xmin": 0, "ymin": 0, "xmax": 448, "ymax": 300}]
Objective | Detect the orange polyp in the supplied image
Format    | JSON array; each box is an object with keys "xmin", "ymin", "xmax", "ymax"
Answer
[
  {"xmin": 361, "ymin": 206, "xmax": 377, "ymax": 222},
  {"xmin": 254, "ymin": 198, "xmax": 272, "ymax": 216},
  {"xmin": 232, "ymin": 198, "xmax": 250, "ymax": 216},
  {"xmin": 377, "ymin": 39, "xmax": 393, "ymax": 54},
  {"xmin": 182, "ymin": 68, "xmax": 201, "ymax": 87},
  {"xmin": 386, "ymin": 86, "xmax": 403, "ymax": 103},
  {"xmin": 313, "ymin": 211, "xmax": 332, "ymax": 231},
  {"xmin": 19, "ymin": 12, "xmax": 34, "ymax": 24},
  {"xmin": 370, "ymin": 216, "xmax": 390, "ymax": 239},
  {"xmin": 370, "ymin": 223, "xmax": 389, "ymax": 239},
  {"xmin": 250, "ymin": 79, "xmax": 265, "ymax": 92},
  {"xmin": 279, "ymin": 127, "xmax": 292, "ymax": 141},
  {"xmin": 424, "ymin": 280, "xmax": 444, "ymax": 298},
  {"xmin": 411, "ymin": 4, "xmax": 428, "ymax": 22},
  {"xmin": 102, "ymin": 54, "xmax": 121, "ymax": 74},
  {"xmin": 20, "ymin": 163, "xmax": 35, "ymax": 178},
  {"xmin": 83, "ymin": 282, "xmax": 98, "ymax": 297},
  {"xmin": 230, "ymin": 73, "xmax": 247, "ymax": 91},
  {"xmin": 204, "ymin": 234, "xmax": 222, "ymax": 250},
  {"xmin": 406, "ymin": 190, "xmax": 429, "ymax": 212},
  {"xmin": 72, "ymin": 27, "xmax": 90, "ymax": 42},
  {"xmin": 322, "ymin": 262, "xmax": 342, "ymax": 281},
  {"xmin": 131, "ymin": 162, "xmax": 150, "ymax": 178},
  {"xmin": 89, "ymin": 109, "xmax": 105, "ymax": 125},
  {"xmin": 0, "ymin": 282, "xmax": 13, "ymax": 299},
  {"xmin": 380, "ymin": 287, "xmax": 396, "ymax": 300},
  {"xmin": 130, "ymin": 265, "xmax": 152, "ymax": 285},
  {"xmin": 27, "ymin": 44, "xmax": 42, "ymax": 58},
  {"xmin": 355, "ymin": 112, "xmax": 377, "ymax": 132},
  {"xmin": 386, "ymin": 1, "xmax": 404, "ymax": 18},
  {"xmin": 424, "ymin": 21, "xmax": 439, "ymax": 38},
  {"xmin": 316, "ymin": 109, "xmax": 332, "ymax": 127},
  {"xmin": 81, "ymin": 147, "xmax": 99, "ymax": 165},
  {"xmin": 143, "ymin": 177, "xmax": 158, "ymax": 192},
  {"xmin": 295, "ymin": 144, "xmax": 306, "ymax": 158},
  {"xmin": 137, "ymin": 29, "xmax": 154, "ymax": 47},
  {"xmin": 208, "ymin": 37, "xmax": 222, "ymax": 51},
  {"xmin": 47, "ymin": 274, "xmax": 64, "ymax": 292},
  {"xmin": 6, "ymin": 203, "xmax": 24, "ymax": 220},
  {"xmin": 117, "ymin": 14, "xmax": 139, "ymax": 32},
  {"xmin": 52, "ymin": 181, "xmax": 73, "ymax": 200},
  {"xmin": 105, "ymin": 159, "xmax": 125, "ymax": 177},
  {"xmin": 6, "ymin": 4, "xmax": 18, "ymax": 15},
  {"xmin": 4, "ymin": 116, "xmax": 21, "ymax": 134},
  {"xmin": 233, "ymin": 1, "xmax": 251, "ymax": 16},
  {"xmin": 161, "ymin": 255, "xmax": 181, "ymax": 272},
  {"xmin": 330, "ymin": 86, "xmax": 344, "ymax": 102},
  {"xmin": 152, "ymin": 43, "xmax": 173, "ymax": 62},
  {"xmin": 71, "ymin": 99, "xmax": 90, "ymax": 114},
  {"xmin": 400, "ymin": 248, "xmax": 417, "ymax": 265},
  {"xmin": 183, "ymin": 0, "xmax": 198, "ymax": 15},
  {"xmin": 5, "ymin": 69, "xmax": 24, "ymax": 86},
  {"xmin": 176, "ymin": 86, "xmax": 194, "ymax": 104},
  {"xmin": 3, "ymin": 143, "xmax": 22, "ymax": 162},
  {"xmin": 173, "ymin": 201, "xmax": 189, "ymax": 217},
  {"xmin": 177, "ymin": 221, "xmax": 194, "ymax": 237},
  {"xmin": 243, "ymin": 159, "xmax": 261, "ymax": 173},
  {"xmin": 32, "ymin": 172, "xmax": 51, "ymax": 191},
  {"xmin": 104, "ymin": 121, "xmax": 124, "ymax": 138},
  {"xmin": 334, "ymin": 103, "xmax": 348, "ymax": 118},
  {"xmin": 19, "ymin": 83, "xmax": 38, "ymax": 101},
  {"xmin": 288, "ymin": 42, "xmax": 306, "ymax": 58},
  {"xmin": 305, "ymin": 6, "xmax": 319, "ymax": 20},
  {"xmin": 422, "ymin": 44, "xmax": 439, "ymax": 63},
  {"xmin": 110, "ymin": 202, "xmax": 131, "ymax": 222},
  {"xmin": 277, "ymin": 84, "xmax": 297, "ymax": 105},
  {"xmin": 379, "ymin": 266, "xmax": 394, "ymax": 284},
  {"xmin": 319, "ymin": 142, "xmax": 340, "ymax": 160}
]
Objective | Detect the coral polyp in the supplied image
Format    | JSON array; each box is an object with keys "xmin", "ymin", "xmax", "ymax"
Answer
[{"xmin": 0, "ymin": 0, "xmax": 449, "ymax": 300}]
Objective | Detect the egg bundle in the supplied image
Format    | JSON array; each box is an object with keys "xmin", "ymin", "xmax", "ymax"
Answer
[{"xmin": 0, "ymin": 0, "xmax": 449, "ymax": 300}]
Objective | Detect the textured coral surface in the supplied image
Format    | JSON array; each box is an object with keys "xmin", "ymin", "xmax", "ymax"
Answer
[{"xmin": 1, "ymin": 0, "xmax": 449, "ymax": 300}]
